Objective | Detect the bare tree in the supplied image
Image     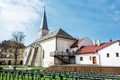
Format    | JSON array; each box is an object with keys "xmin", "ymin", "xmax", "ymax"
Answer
[{"xmin": 11, "ymin": 31, "xmax": 25, "ymax": 70}]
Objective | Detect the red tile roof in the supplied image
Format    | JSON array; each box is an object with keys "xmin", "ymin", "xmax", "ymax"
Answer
[
  {"xmin": 75, "ymin": 41, "xmax": 114, "ymax": 54},
  {"xmin": 70, "ymin": 38, "xmax": 85, "ymax": 48}
]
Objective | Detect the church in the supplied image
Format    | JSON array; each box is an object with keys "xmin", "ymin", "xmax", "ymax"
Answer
[
  {"xmin": 24, "ymin": 7, "xmax": 120, "ymax": 67},
  {"xmin": 23, "ymin": 8, "xmax": 92, "ymax": 67}
]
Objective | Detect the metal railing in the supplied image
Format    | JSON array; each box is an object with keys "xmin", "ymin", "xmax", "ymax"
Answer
[{"xmin": 50, "ymin": 51, "xmax": 74, "ymax": 57}]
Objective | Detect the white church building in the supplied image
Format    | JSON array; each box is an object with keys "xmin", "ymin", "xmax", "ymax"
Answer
[
  {"xmin": 23, "ymin": 8, "xmax": 78, "ymax": 67},
  {"xmin": 23, "ymin": 8, "xmax": 120, "ymax": 67}
]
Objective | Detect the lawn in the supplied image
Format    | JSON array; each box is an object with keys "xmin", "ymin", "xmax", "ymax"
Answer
[{"xmin": 0, "ymin": 65, "xmax": 45, "ymax": 70}]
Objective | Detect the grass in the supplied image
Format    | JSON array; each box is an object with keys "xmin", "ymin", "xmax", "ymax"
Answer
[
  {"xmin": 0, "ymin": 65, "xmax": 46, "ymax": 70},
  {"xmin": 0, "ymin": 65, "xmax": 9, "ymax": 68},
  {"xmin": 12, "ymin": 65, "xmax": 26, "ymax": 68}
]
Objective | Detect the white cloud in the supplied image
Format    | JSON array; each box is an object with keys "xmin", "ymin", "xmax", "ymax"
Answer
[{"xmin": 0, "ymin": 0, "xmax": 43, "ymax": 45}]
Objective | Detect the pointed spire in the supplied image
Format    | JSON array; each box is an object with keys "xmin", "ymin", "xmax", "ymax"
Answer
[
  {"xmin": 38, "ymin": 6, "xmax": 49, "ymax": 39},
  {"xmin": 40, "ymin": 6, "xmax": 48, "ymax": 30}
]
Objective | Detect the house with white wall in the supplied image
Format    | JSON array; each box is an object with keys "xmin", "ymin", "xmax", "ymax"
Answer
[{"xmin": 75, "ymin": 40, "xmax": 120, "ymax": 67}]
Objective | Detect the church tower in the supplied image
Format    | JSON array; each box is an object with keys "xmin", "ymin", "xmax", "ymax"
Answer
[{"xmin": 38, "ymin": 7, "xmax": 49, "ymax": 38}]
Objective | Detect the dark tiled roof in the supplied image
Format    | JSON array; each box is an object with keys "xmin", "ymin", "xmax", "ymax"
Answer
[
  {"xmin": 40, "ymin": 8, "xmax": 48, "ymax": 30},
  {"xmin": 55, "ymin": 28, "xmax": 75, "ymax": 39},
  {"xmin": 28, "ymin": 28, "xmax": 75, "ymax": 46}
]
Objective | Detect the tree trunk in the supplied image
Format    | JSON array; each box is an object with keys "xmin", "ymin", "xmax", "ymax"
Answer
[
  {"xmin": 14, "ymin": 47, "xmax": 18, "ymax": 70},
  {"xmin": 15, "ymin": 54, "xmax": 17, "ymax": 65}
]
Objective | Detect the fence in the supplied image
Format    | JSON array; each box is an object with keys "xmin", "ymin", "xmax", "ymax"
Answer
[{"xmin": 47, "ymin": 65, "xmax": 120, "ymax": 74}]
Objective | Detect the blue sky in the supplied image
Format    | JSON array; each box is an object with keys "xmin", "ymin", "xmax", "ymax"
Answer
[{"xmin": 0, "ymin": 0, "xmax": 120, "ymax": 45}]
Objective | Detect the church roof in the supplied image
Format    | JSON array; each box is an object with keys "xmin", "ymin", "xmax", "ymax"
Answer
[
  {"xmin": 29, "ymin": 28, "xmax": 75, "ymax": 46},
  {"xmin": 55, "ymin": 28, "xmax": 75, "ymax": 39},
  {"xmin": 40, "ymin": 7, "xmax": 48, "ymax": 30}
]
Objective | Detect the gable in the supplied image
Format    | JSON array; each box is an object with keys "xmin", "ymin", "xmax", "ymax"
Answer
[
  {"xmin": 70, "ymin": 38, "xmax": 85, "ymax": 48},
  {"xmin": 28, "ymin": 28, "xmax": 75, "ymax": 46},
  {"xmin": 55, "ymin": 28, "xmax": 75, "ymax": 40}
]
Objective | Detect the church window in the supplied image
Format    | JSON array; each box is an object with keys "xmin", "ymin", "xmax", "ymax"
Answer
[
  {"xmin": 107, "ymin": 53, "xmax": 110, "ymax": 57},
  {"xmin": 116, "ymin": 53, "xmax": 119, "ymax": 57},
  {"xmin": 80, "ymin": 57, "xmax": 83, "ymax": 61},
  {"xmin": 42, "ymin": 50, "xmax": 44, "ymax": 58}
]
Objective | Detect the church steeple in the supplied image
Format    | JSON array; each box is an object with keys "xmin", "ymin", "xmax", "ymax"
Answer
[{"xmin": 38, "ymin": 6, "xmax": 49, "ymax": 38}]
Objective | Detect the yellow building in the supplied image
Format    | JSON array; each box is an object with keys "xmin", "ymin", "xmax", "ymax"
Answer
[{"xmin": 0, "ymin": 40, "xmax": 25, "ymax": 65}]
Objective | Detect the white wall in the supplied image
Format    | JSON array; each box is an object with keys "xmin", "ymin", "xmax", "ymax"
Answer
[
  {"xmin": 99, "ymin": 41, "xmax": 120, "ymax": 67},
  {"xmin": 75, "ymin": 53, "xmax": 99, "ymax": 65},
  {"xmin": 57, "ymin": 38, "xmax": 75, "ymax": 52},
  {"xmin": 78, "ymin": 37, "xmax": 93, "ymax": 49},
  {"xmin": 40, "ymin": 37, "xmax": 56, "ymax": 67},
  {"xmin": 71, "ymin": 37, "xmax": 93, "ymax": 53}
]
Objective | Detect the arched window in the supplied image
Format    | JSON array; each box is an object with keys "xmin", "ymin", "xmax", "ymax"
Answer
[
  {"xmin": 42, "ymin": 50, "xmax": 44, "ymax": 58},
  {"xmin": 116, "ymin": 53, "xmax": 119, "ymax": 57}
]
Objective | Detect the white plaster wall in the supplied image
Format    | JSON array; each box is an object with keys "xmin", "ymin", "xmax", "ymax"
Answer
[
  {"xmin": 78, "ymin": 37, "xmax": 93, "ymax": 49},
  {"xmin": 57, "ymin": 38, "xmax": 75, "ymax": 52},
  {"xmin": 56, "ymin": 38, "xmax": 75, "ymax": 64},
  {"xmin": 99, "ymin": 41, "xmax": 120, "ymax": 67},
  {"xmin": 40, "ymin": 37, "xmax": 56, "ymax": 67},
  {"xmin": 75, "ymin": 53, "xmax": 99, "ymax": 65}
]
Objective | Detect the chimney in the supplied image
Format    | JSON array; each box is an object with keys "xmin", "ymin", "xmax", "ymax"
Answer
[
  {"xmin": 97, "ymin": 40, "xmax": 100, "ymax": 46},
  {"xmin": 93, "ymin": 40, "xmax": 96, "ymax": 45},
  {"xmin": 117, "ymin": 37, "xmax": 120, "ymax": 41},
  {"xmin": 109, "ymin": 38, "xmax": 112, "ymax": 42}
]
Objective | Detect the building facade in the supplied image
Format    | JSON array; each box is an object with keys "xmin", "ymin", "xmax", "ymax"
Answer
[
  {"xmin": 75, "ymin": 40, "xmax": 120, "ymax": 67},
  {"xmin": 23, "ymin": 8, "xmax": 77, "ymax": 67},
  {"xmin": 0, "ymin": 40, "xmax": 24, "ymax": 65},
  {"xmin": 24, "ymin": 8, "xmax": 120, "ymax": 67}
]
